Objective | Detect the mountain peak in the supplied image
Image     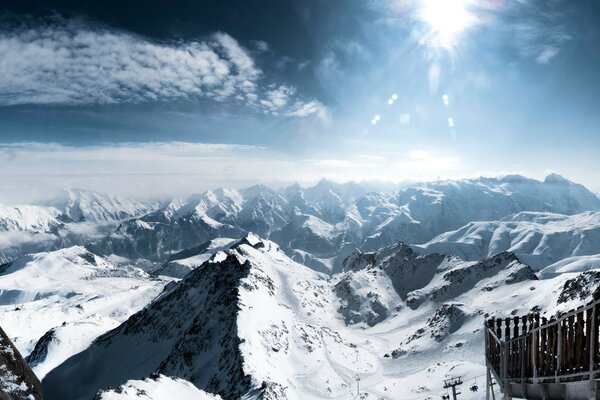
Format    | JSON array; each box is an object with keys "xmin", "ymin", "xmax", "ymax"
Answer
[
  {"xmin": 544, "ymin": 173, "xmax": 572, "ymax": 184},
  {"xmin": 241, "ymin": 184, "xmax": 276, "ymax": 200},
  {"xmin": 314, "ymin": 178, "xmax": 338, "ymax": 189}
]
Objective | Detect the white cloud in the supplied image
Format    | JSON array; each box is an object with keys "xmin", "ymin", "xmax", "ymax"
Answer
[
  {"xmin": 0, "ymin": 18, "xmax": 331, "ymax": 122},
  {"xmin": 536, "ymin": 46, "xmax": 559, "ymax": 64},
  {"xmin": 251, "ymin": 40, "xmax": 269, "ymax": 52},
  {"xmin": 286, "ymin": 100, "xmax": 331, "ymax": 123},
  {"xmin": 261, "ymin": 85, "xmax": 295, "ymax": 110},
  {"xmin": 0, "ymin": 19, "xmax": 264, "ymax": 106}
]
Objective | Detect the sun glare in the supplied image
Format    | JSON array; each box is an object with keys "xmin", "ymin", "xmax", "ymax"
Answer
[{"xmin": 419, "ymin": 0, "xmax": 476, "ymax": 49}]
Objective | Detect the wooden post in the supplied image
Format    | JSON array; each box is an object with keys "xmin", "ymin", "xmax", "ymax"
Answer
[
  {"xmin": 556, "ymin": 312, "xmax": 563, "ymax": 383},
  {"xmin": 506, "ymin": 317, "xmax": 512, "ymax": 377},
  {"xmin": 502, "ymin": 342, "xmax": 510, "ymax": 398},
  {"xmin": 541, "ymin": 317, "xmax": 548, "ymax": 376},
  {"xmin": 577, "ymin": 310, "xmax": 584, "ymax": 371},
  {"xmin": 569, "ymin": 314, "xmax": 575, "ymax": 372},
  {"xmin": 548, "ymin": 320, "xmax": 555, "ymax": 375},
  {"xmin": 515, "ymin": 316, "xmax": 521, "ymax": 379},
  {"xmin": 533, "ymin": 316, "xmax": 539, "ymax": 382},
  {"xmin": 590, "ymin": 304, "xmax": 597, "ymax": 400}
]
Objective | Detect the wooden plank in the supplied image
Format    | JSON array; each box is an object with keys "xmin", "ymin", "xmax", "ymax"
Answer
[
  {"xmin": 585, "ymin": 308, "xmax": 592, "ymax": 370},
  {"xmin": 568, "ymin": 314, "xmax": 575, "ymax": 372},
  {"xmin": 595, "ymin": 304, "xmax": 600, "ymax": 369},
  {"xmin": 575, "ymin": 311, "xmax": 582, "ymax": 371},
  {"xmin": 514, "ymin": 316, "xmax": 521, "ymax": 377},
  {"xmin": 523, "ymin": 314, "xmax": 529, "ymax": 373},
  {"xmin": 556, "ymin": 316, "xmax": 563, "ymax": 381},
  {"xmin": 540, "ymin": 317, "xmax": 547, "ymax": 377},
  {"xmin": 496, "ymin": 318, "xmax": 503, "ymax": 340}
]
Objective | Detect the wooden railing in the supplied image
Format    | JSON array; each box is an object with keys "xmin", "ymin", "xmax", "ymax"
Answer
[{"xmin": 485, "ymin": 299, "xmax": 600, "ymax": 387}]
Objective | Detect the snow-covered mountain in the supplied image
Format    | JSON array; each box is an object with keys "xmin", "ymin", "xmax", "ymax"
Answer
[
  {"xmin": 361, "ymin": 173, "xmax": 600, "ymax": 251},
  {"xmin": 0, "ymin": 204, "xmax": 62, "ymax": 232},
  {"xmin": 417, "ymin": 211, "xmax": 600, "ymax": 269},
  {"xmin": 96, "ymin": 375, "xmax": 221, "ymax": 400},
  {"xmin": 0, "ymin": 246, "xmax": 168, "ymax": 380},
  {"xmin": 0, "ymin": 189, "xmax": 161, "ymax": 264},
  {"xmin": 101, "ymin": 174, "xmax": 600, "ymax": 271},
  {"xmin": 49, "ymin": 188, "xmax": 160, "ymax": 223},
  {"xmin": 42, "ymin": 234, "xmax": 600, "ymax": 400},
  {"xmin": 153, "ymin": 237, "xmax": 238, "ymax": 279}
]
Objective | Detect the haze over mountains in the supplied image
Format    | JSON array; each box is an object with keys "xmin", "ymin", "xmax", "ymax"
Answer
[{"xmin": 2, "ymin": 174, "xmax": 600, "ymax": 399}]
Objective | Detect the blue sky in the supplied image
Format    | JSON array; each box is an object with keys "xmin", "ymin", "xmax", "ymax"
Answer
[{"xmin": 1, "ymin": 0, "xmax": 599, "ymax": 202}]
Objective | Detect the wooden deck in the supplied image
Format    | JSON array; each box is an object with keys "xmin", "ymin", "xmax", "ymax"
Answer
[{"xmin": 485, "ymin": 297, "xmax": 600, "ymax": 399}]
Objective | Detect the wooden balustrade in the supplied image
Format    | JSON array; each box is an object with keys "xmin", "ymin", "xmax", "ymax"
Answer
[{"xmin": 485, "ymin": 299, "xmax": 600, "ymax": 385}]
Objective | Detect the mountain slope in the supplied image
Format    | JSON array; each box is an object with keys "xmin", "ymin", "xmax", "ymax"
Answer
[
  {"xmin": 362, "ymin": 174, "xmax": 600, "ymax": 251},
  {"xmin": 49, "ymin": 189, "xmax": 159, "ymax": 223},
  {"xmin": 42, "ymin": 234, "xmax": 591, "ymax": 400},
  {"xmin": 417, "ymin": 211, "xmax": 600, "ymax": 269},
  {"xmin": 0, "ymin": 246, "xmax": 167, "ymax": 380},
  {"xmin": 96, "ymin": 374, "xmax": 221, "ymax": 400},
  {"xmin": 0, "ymin": 323, "xmax": 43, "ymax": 399},
  {"xmin": 43, "ymin": 235, "xmax": 336, "ymax": 399},
  {"xmin": 0, "ymin": 204, "xmax": 62, "ymax": 232}
]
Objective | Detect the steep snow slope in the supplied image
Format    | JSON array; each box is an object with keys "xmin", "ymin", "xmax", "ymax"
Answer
[
  {"xmin": 0, "ymin": 246, "xmax": 167, "ymax": 380},
  {"xmin": 302, "ymin": 179, "xmax": 369, "ymax": 223},
  {"xmin": 335, "ymin": 243, "xmax": 535, "ymax": 325},
  {"xmin": 44, "ymin": 235, "xmax": 340, "ymax": 399},
  {"xmin": 417, "ymin": 211, "xmax": 600, "ymax": 269},
  {"xmin": 49, "ymin": 188, "xmax": 159, "ymax": 222},
  {"xmin": 97, "ymin": 375, "xmax": 221, "ymax": 400},
  {"xmin": 43, "ymin": 234, "xmax": 597, "ymax": 400},
  {"xmin": 0, "ymin": 204, "xmax": 62, "ymax": 232},
  {"xmin": 539, "ymin": 255, "xmax": 600, "ymax": 278}
]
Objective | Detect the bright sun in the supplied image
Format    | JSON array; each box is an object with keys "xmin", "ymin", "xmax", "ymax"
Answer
[{"xmin": 418, "ymin": 0, "xmax": 476, "ymax": 49}]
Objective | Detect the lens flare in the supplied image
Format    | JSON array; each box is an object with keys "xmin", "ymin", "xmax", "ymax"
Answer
[{"xmin": 419, "ymin": 0, "xmax": 476, "ymax": 49}]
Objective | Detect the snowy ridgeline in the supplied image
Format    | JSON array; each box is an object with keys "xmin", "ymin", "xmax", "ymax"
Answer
[
  {"xmin": 0, "ymin": 234, "xmax": 589, "ymax": 399},
  {"xmin": 1, "ymin": 174, "xmax": 600, "ymax": 271}
]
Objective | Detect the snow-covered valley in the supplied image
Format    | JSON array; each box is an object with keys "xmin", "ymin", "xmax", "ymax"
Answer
[{"xmin": 1, "ymin": 175, "xmax": 600, "ymax": 399}]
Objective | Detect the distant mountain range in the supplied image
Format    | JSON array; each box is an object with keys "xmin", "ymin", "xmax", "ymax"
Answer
[{"xmin": 2, "ymin": 174, "xmax": 600, "ymax": 272}]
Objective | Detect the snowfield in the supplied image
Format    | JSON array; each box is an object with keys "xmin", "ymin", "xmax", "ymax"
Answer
[
  {"xmin": 97, "ymin": 375, "xmax": 222, "ymax": 400},
  {"xmin": 417, "ymin": 211, "xmax": 600, "ymax": 269},
  {"xmin": 0, "ymin": 246, "xmax": 168, "ymax": 380}
]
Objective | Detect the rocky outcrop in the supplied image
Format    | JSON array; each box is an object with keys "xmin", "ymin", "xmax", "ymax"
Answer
[{"xmin": 0, "ymin": 324, "xmax": 43, "ymax": 399}]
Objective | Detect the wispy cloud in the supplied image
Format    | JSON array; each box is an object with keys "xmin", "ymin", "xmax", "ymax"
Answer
[
  {"xmin": 0, "ymin": 19, "xmax": 259, "ymax": 105},
  {"xmin": 0, "ymin": 17, "xmax": 329, "ymax": 120},
  {"xmin": 261, "ymin": 85, "xmax": 295, "ymax": 111},
  {"xmin": 286, "ymin": 100, "xmax": 331, "ymax": 123}
]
